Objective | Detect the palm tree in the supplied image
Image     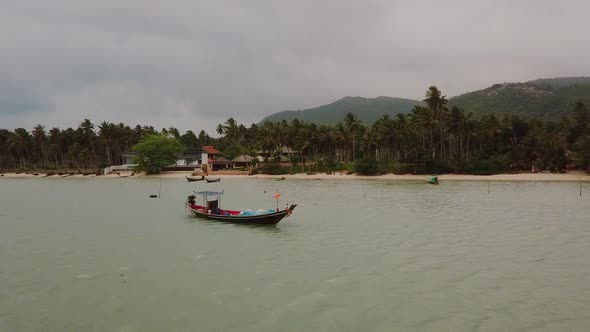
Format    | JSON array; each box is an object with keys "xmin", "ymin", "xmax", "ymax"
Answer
[
  {"xmin": 409, "ymin": 106, "xmax": 434, "ymax": 157},
  {"xmin": 181, "ymin": 130, "xmax": 199, "ymax": 150},
  {"xmin": 218, "ymin": 118, "xmax": 241, "ymax": 145},
  {"xmin": 374, "ymin": 114, "xmax": 398, "ymax": 161},
  {"xmin": 98, "ymin": 122, "xmax": 111, "ymax": 162},
  {"xmin": 448, "ymin": 107, "xmax": 473, "ymax": 159},
  {"xmin": 198, "ymin": 130, "xmax": 212, "ymax": 146},
  {"xmin": 333, "ymin": 122, "xmax": 349, "ymax": 161},
  {"xmin": 7, "ymin": 128, "xmax": 31, "ymax": 169},
  {"xmin": 32, "ymin": 124, "xmax": 50, "ymax": 168},
  {"xmin": 168, "ymin": 127, "xmax": 181, "ymax": 139},
  {"xmin": 361, "ymin": 127, "xmax": 379, "ymax": 160},
  {"xmin": 257, "ymin": 122, "xmax": 278, "ymax": 160},
  {"xmin": 423, "ymin": 86, "xmax": 449, "ymax": 158},
  {"xmin": 78, "ymin": 119, "xmax": 97, "ymax": 168},
  {"xmin": 343, "ymin": 113, "xmax": 362, "ymax": 161}
]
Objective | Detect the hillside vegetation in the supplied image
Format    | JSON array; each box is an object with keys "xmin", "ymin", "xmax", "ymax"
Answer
[
  {"xmin": 261, "ymin": 77, "xmax": 590, "ymax": 124},
  {"xmin": 449, "ymin": 77, "xmax": 590, "ymax": 120},
  {"xmin": 260, "ymin": 96, "xmax": 422, "ymax": 125}
]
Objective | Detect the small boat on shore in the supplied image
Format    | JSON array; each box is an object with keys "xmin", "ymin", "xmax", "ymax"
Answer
[
  {"xmin": 186, "ymin": 176, "xmax": 205, "ymax": 182},
  {"xmin": 427, "ymin": 175, "xmax": 439, "ymax": 185},
  {"xmin": 205, "ymin": 177, "xmax": 221, "ymax": 183},
  {"xmin": 186, "ymin": 190, "xmax": 296, "ymax": 225}
]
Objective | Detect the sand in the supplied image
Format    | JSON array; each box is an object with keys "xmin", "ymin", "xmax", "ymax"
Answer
[{"xmin": 2, "ymin": 171, "xmax": 589, "ymax": 181}]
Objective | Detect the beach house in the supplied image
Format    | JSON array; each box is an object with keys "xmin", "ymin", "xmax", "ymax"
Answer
[{"xmin": 106, "ymin": 146, "xmax": 223, "ymax": 174}]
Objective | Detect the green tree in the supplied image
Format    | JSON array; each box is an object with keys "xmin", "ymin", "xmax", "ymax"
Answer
[
  {"xmin": 132, "ymin": 134, "xmax": 184, "ymax": 174},
  {"xmin": 343, "ymin": 113, "xmax": 362, "ymax": 161},
  {"xmin": 180, "ymin": 130, "xmax": 199, "ymax": 150},
  {"xmin": 423, "ymin": 86, "xmax": 449, "ymax": 157}
]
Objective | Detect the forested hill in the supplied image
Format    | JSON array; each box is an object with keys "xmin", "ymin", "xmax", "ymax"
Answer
[
  {"xmin": 260, "ymin": 77, "xmax": 590, "ymax": 124},
  {"xmin": 260, "ymin": 96, "xmax": 422, "ymax": 125},
  {"xmin": 449, "ymin": 77, "xmax": 590, "ymax": 120}
]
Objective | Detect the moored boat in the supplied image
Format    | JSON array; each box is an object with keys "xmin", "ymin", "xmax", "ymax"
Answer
[
  {"xmin": 427, "ymin": 175, "xmax": 439, "ymax": 185},
  {"xmin": 185, "ymin": 190, "xmax": 296, "ymax": 225},
  {"xmin": 186, "ymin": 176, "xmax": 205, "ymax": 182},
  {"xmin": 205, "ymin": 177, "xmax": 221, "ymax": 183}
]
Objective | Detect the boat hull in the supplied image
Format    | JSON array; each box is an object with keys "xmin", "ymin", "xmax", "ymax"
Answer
[
  {"xmin": 186, "ymin": 176, "xmax": 204, "ymax": 182},
  {"xmin": 187, "ymin": 204, "xmax": 296, "ymax": 225}
]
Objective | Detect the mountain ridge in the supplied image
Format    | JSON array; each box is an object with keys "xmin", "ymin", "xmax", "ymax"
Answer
[
  {"xmin": 260, "ymin": 77, "xmax": 590, "ymax": 124},
  {"xmin": 260, "ymin": 96, "xmax": 423, "ymax": 125},
  {"xmin": 449, "ymin": 76, "xmax": 590, "ymax": 120}
]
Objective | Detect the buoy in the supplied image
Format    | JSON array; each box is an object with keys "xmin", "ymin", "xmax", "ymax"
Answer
[{"xmin": 149, "ymin": 179, "xmax": 162, "ymax": 198}]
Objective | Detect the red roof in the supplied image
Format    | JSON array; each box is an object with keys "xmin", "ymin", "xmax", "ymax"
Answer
[{"xmin": 202, "ymin": 146, "xmax": 220, "ymax": 154}]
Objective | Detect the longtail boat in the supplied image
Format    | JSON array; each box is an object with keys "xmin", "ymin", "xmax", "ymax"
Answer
[
  {"xmin": 185, "ymin": 190, "xmax": 296, "ymax": 225},
  {"xmin": 205, "ymin": 177, "xmax": 221, "ymax": 183},
  {"xmin": 186, "ymin": 176, "xmax": 205, "ymax": 182}
]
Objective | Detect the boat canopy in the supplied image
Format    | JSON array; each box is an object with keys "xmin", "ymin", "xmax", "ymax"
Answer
[{"xmin": 193, "ymin": 190, "xmax": 224, "ymax": 196}]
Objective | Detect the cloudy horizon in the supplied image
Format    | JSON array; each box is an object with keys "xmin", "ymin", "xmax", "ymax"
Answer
[{"xmin": 1, "ymin": 0, "xmax": 589, "ymax": 133}]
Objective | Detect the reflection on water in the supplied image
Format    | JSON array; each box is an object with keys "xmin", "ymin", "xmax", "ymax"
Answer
[{"xmin": 1, "ymin": 177, "xmax": 589, "ymax": 331}]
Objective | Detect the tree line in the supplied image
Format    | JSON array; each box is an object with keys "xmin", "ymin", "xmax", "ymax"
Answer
[
  {"xmin": 216, "ymin": 86, "xmax": 589, "ymax": 174},
  {"xmin": 0, "ymin": 120, "xmax": 214, "ymax": 172},
  {"xmin": 1, "ymin": 86, "xmax": 589, "ymax": 174}
]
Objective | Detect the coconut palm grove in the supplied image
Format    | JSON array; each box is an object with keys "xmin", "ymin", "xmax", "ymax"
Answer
[{"xmin": 1, "ymin": 86, "xmax": 589, "ymax": 175}]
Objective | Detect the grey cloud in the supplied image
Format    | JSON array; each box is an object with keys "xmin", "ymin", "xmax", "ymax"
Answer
[
  {"xmin": 0, "ymin": 79, "xmax": 51, "ymax": 115},
  {"xmin": 1, "ymin": 0, "xmax": 589, "ymax": 132}
]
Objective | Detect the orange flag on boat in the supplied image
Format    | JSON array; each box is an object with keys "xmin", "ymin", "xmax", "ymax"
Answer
[{"xmin": 274, "ymin": 192, "xmax": 281, "ymax": 199}]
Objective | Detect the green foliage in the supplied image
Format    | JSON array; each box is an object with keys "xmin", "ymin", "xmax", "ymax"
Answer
[
  {"xmin": 354, "ymin": 157, "xmax": 380, "ymax": 175},
  {"xmin": 469, "ymin": 156, "xmax": 510, "ymax": 175},
  {"xmin": 180, "ymin": 130, "xmax": 199, "ymax": 150},
  {"xmin": 259, "ymin": 164, "xmax": 290, "ymax": 175},
  {"xmin": 261, "ymin": 96, "xmax": 422, "ymax": 125},
  {"xmin": 424, "ymin": 159, "xmax": 453, "ymax": 174},
  {"xmin": 3, "ymin": 80, "xmax": 590, "ymax": 177},
  {"xmin": 132, "ymin": 135, "xmax": 184, "ymax": 174},
  {"xmin": 222, "ymin": 146, "xmax": 240, "ymax": 161},
  {"xmin": 450, "ymin": 77, "xmax": 590, "ymax": 120},
  {"xmin": 315, "ymin": 156, "xmax": 338, "ymax": 172},
  {"xmin": 571, "ymin": 136, "xmax": 590, "ymax": 170}
]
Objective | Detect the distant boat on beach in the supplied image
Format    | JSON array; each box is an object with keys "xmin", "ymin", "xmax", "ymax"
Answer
[{"xmin": 186, "ymin": 176, "xmax": 205, "ymax": 182}]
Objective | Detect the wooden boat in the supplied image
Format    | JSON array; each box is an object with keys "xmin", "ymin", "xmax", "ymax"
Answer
[
  {"xmin": 427, "ymin": 175, "xmax": 439, "ymax": 185},
  {"xmin": 205, "ymin": 177, "xmax": 221, "ymax": 183},
  {"xmin": 186, "ymin": 190, "xmax": 296, "ymax": 225},
  {"xmin": 186, "ymin": 176, "xmax": 205, "ymax": 182}
]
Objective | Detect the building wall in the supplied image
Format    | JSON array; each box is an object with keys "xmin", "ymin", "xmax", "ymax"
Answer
[{"xmin": 122, "ymin": 155, "xmax": 137, "ymax": 166}]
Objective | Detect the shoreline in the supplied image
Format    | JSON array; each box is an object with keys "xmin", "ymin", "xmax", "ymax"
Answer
[{"xmin": 2, "ymin": 171, "xmax": 589, "ymax": 182}]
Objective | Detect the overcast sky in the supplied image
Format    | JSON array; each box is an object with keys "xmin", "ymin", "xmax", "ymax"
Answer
[{"xmin": 1, "ymin": 0, "xmax": 589, "ymax": 133}]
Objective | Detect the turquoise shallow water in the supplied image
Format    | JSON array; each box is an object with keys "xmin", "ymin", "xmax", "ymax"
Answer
[{"xmin": 1, "ymin": 177, "xmax": 590, "ymax": 331}]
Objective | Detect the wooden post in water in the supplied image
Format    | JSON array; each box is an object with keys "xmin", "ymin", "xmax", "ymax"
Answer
[
  {"xmin": 488, "ymin": 181, "xmax": 490, "ymax": 194},
  {"xmin": 581, "ymin": 182, "xmax": 583, "ymax": 196}
]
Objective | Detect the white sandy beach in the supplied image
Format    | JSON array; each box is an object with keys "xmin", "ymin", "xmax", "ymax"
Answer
[{"xmin": 2, "ymin": 171, "xmax": 590, "ymax": 182}]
